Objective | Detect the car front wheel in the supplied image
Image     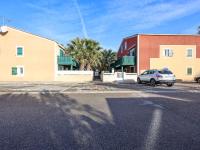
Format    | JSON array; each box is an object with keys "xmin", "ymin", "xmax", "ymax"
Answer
[
  {"xmin": 137, "ymin": 78, "xmax": 142, "ymax": 84},
  {"xmin": 150, "ymin": 79, "xmax": 156, "ymax": 87}
]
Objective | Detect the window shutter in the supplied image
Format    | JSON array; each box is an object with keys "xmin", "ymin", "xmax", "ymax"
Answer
[
  {"xmin": 12, "ymin": 67, "xmax": 17, "ymax": 75},
  {"xmin": 17, "ymin": 47, "xmax": 23, "ymax": 56},
  {"xmin": 169, "ymin": 49, "xmax": 173, "ymax": 57},
  {"xmin": 187, "ymin": 68, "xmax": 192, "ymax": 75},
  {"xmin": 163, "ymin": 49, "xmax": 166, "ymax": 57}
]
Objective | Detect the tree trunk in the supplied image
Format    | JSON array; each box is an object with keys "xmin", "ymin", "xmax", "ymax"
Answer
[
  {"xmin": 79, "ymin": 63, "xmax": 85, "ymax": 70},
  {"xmin": 86, "ymin": 64, "xmax": 91, "ymax": 71}
]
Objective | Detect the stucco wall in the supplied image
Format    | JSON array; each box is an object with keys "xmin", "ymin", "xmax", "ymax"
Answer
[
  {"xmin": 55, "ymin": 71, "xmax": 93, "ymax": 82},
  {"xmin": 150, "ymin": 45, "xmax": 200, "ymax": 81},
  {"xmin": 139, "ymin": 35, "xmax": 200, "ymax": 73},
  {"xmin": 0, "ymin": 27, "xmax": 57, "ymax": 81}
]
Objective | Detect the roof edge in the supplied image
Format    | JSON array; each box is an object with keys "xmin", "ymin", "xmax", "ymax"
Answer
[
  {"xmin": 124, "ymin": 34, "xmax": 200, "ymax": 39},
  {"xmin": 4, "ymin": 25, "xmax": 59, "ymax": 44}
]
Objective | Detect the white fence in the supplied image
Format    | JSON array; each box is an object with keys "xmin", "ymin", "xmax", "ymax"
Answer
[
  {"xmin": 55, "ymin": 71, "xmax": 93, "ymax": 82},
  {"xmin": 101, "ymin": 72, "xmax": 137, "ymax": 83}
]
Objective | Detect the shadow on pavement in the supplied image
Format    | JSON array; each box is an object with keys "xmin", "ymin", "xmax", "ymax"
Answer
[
  {"xmin": 106, "ymin": 97, "xmax": 200, "ymax": 150},
  {"xmin": 0, "ymin": 92, "xmax": 111, "ymax": 150},
  {"xmin": 0, "ymin": 92, "xmax": 200, "ymax": 150},
  {"xmin": 94, "ymin": 82, "xmax": 180, "ymax": 92}
]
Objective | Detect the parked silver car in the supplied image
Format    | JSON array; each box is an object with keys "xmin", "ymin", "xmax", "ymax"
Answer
[{"xmin": 137, "ymin": 69, "xmax": 176, "ymax": 87}]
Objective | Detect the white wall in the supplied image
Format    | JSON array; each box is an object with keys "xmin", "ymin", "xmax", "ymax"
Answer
[
  {"xmin": 55, "ymin": 71, "xmax": 93, "ymax": 82},
  {"xmin": 101, "ymin": 72, "xmax": 137, "ymax": 83}
]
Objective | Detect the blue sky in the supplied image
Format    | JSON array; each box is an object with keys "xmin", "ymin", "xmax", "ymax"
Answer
[{"xmin": 1, "ymin": 0, "xmax": 200, "ymax": 50}]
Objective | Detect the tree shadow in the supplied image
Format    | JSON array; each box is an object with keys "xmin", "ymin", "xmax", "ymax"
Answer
[
  {"xmin": 94, "ymin": 81, "xmax": 179, "ymax": 91},
  {"xmin": 0, "ymin": 92, "xmax": 112, "ymax": 150},
  {"xmin": 0, "ymin": 92, "xmax": 200, "ymax": 150},
  {"xmin": 106, "ymin": 97, "xmax": 200, "ymax": 150}
]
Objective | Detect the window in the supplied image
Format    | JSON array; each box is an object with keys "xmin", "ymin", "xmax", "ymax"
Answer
[
  {"xmin": 187, "ymin": 48, "xmax": 193, "ymax": 57},
  {"xmin": 60, "ymin": 49, "xmax": 64, "ymax": 56},
  {"xmin": 158, "ymin": 70, "xmax": 173, "ymax": 74},
  {"xmin": 164, "ymin": 49, "xmax": 173, "ymax": 57},
  {"xmin": 149, "ymin": 70, "xmax": 156, "ymax": 74},
  {"xmin": 12, "ymin": 67, "xmax": 17, "ymax": 75},
  {"xmin": 17, "ymin": 47, "xmax": 24, "ymax": 56},
  {"xmin": 187, "ymin": 67, "xmax": 192, "ymax": 75},
  {"xmin": 19, "ymin": 67, "xmax": 24, "ymax": 75},
  {"xmin": 142, "ymin": 71, "xmax": 149, "ymax": 75},
  {"xmin": 12, "ymin": 66, "xmax": 24, "ymax": 76},
  {"xmin": 129, "ymin": 48, "xmax": 135, "ymax": 56}
]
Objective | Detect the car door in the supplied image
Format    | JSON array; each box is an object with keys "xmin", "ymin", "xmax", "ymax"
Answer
[
  {"xmin": 146, "ymin": 70, "xmax": 155, "ymax": 82},
  {"xmin": 140, "ymin": 71, "xmax": 149, "ymax": 82}
]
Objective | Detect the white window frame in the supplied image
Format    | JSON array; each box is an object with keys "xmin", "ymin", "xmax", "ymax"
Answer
[
  {"xmin": 186, "ymin": 48, "xmax": 193, "ymax": 58},
  {"xmin": 129, "ymin": 48, "xmax": 135, "ymax": 56},
  {"xmin": 120, "ymin": 45, "xmax": 123, "ymax": 53},
  {"xmin": 164, "ymin": 48, "xmax": 173, "ymax": 57},
  {"xmin": 186, "ymin": 67, "xmax": 193, "ymax": 76},
  {"xmin": 16, "ymin": 65, "xmax": 24, "ymax": 77},
  {"xmin": 16, "ymin": 46, "xmax": 24, "ymax": 57},
  {"xmin": 129, "ymin": 49, "xmax": 133, "ymax": 56},
  {"xmin": 125, "ymin": 41, "xmax": 127, "ymax": 50}
]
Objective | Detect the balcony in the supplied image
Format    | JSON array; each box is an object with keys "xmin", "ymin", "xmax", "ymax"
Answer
[
  {"xmin": 57, "ymin": 56, "xmax": 77, "ymax": 66},
  {"xmin": 114, "ymin": 56, "xmax": 135, "ymax": 68}
]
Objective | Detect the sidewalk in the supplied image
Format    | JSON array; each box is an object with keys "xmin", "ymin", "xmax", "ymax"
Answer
[
  {"xmin": 0, "ymin": 81, "xmax": 199, "ymax": 94},
  {"xmin": 0, "ymin": 81, "xmax": 134, "ymax": 93}
]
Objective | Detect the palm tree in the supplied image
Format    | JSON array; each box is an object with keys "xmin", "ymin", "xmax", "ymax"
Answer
[
  {"xmin": 100, "ymin": 49, "xmax": 116, "ymax": 71},
  {"xmin": 66, "ymin": 38, "xmax": 103, "ymax": 71},
  {"xmin": 66, "ymin": 38, "xmax": 87, "ymax": 70},
  {"xmin": 198, "ymin": 26, "xmax": 200, "ymax": 34},
  {"xmin": 84, "ymin": 39, "xmax": 102, "ymax": 70}
]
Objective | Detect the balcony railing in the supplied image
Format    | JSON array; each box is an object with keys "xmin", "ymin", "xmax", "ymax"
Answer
[
  {"xmin": 57, "ymin": 56, "xmax": 77, "ymax": 66},
  {"xmin": 114, "ymin": 56, "xmax": 135, "ymax": 67}
]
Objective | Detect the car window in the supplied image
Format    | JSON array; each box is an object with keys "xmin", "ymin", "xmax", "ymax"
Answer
[
  {"xmin": 142, "ymin": 71, "xmax": 148, "ymax": 75},
  {"xmin": 158, "ymin": 70, "xmax": 173, "ymax": 74},
  {"xmin": 149, "ymin": 70, "xmax": 155, "ymax": 74}
]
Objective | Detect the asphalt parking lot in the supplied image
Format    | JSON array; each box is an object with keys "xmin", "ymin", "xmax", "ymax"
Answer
[{"xmin": 0, "ymin": 82, "xmax": 200, "ymax": 150}]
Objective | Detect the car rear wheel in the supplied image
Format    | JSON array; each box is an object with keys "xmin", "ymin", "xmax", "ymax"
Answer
[
  {"xmin": 150, "ymin": 79, "xmax": 156, "ymax": 87},
  {"xmin": 137, "ymin": 78, "xmax": 142, "ymax": 84},
  {"xmin": 167, "ymin": 83, "xmax": 174, "ymax": 87}
]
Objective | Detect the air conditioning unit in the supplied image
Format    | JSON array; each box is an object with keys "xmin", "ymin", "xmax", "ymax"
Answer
[{"xmin": 0, "ymin": 26, "xmax": 8, "ymax": 33}]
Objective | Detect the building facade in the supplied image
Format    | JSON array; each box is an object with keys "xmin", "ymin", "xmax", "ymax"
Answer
[
  {"xmin": 116, "ymin": 34, "xmax": 200, "ymax": 81},
  {"xmin": 0, "ymin": 26, "xmax": 78, "ymax": 82}
]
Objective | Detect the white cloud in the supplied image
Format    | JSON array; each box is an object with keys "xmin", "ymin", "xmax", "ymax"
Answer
[
  {"xmin": 22, "ymin": 0, "xmax": 200, "ymax": 48},
  {"xmin": 25, "ymin": 0, "xmax": 89, "ymax": 44},
  {"xmin": 103, "ymin": 0, "xmax": 200, "ymax": 30},
  {"xmin": 72, "ymin": 0, "xmax": 88, "ymax": 38}
]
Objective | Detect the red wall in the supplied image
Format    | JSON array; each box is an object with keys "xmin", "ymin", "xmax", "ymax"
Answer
[
  {"xmin": 139, "ymin": 35, "xmax": 200, "ymax": 72},
  {"xmin": 117, "ymin": 36, "xmax": 137, "ymax": 58}
]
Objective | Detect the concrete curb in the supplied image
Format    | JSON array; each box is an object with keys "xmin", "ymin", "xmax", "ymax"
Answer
[
  {"xmin": 0, "ymin": 89, "xmax": 199, "ymax": 95},
  {"xmin": 0, "ymin": 90, "xmax": 136, "ymax": 94}
]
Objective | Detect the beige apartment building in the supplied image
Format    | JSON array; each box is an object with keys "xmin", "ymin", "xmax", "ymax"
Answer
[
  {"xmin": 116, "ymin": 34, "xmax": 200, "ymax": 81},
  {"xmin": 0, "ymin": 26, "xmax": 90, "ymax": 82}
]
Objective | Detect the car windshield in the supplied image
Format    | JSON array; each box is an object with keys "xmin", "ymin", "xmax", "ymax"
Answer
[{"xmin": 158, "ymin": 70, "xmax": 173, "ymax": 74}]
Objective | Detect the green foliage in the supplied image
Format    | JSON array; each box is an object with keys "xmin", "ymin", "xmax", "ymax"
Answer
[
  {"xmin": 100, "ymin": 49, "xmax": 117, "ymax": 71},
  {"xmin": 198, "ymin": 26, "xmax": 200, "ymax": 34},
  {"xmin": 66, "ymin": 38, "xmax": 103, "ymax": 70},
  {"xmin": 66, "ymin": 38, "xmax": 116, "ymax": 71}
]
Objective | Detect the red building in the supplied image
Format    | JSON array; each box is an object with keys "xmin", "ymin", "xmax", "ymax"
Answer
[{"xmin": 115, "ymin": 34, "xmax": 200, "ymax": 81}]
